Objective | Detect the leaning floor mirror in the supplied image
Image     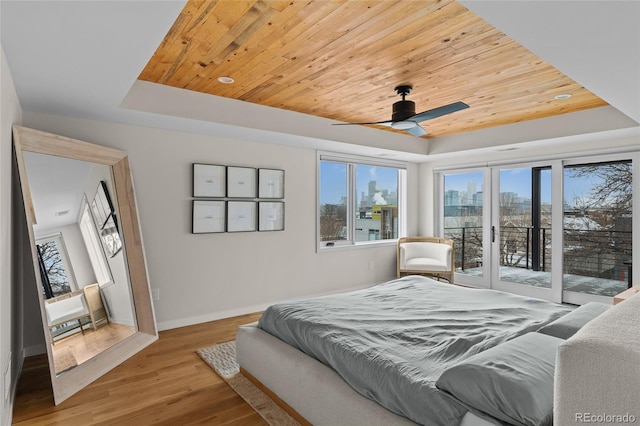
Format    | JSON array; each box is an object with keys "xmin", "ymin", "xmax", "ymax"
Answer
[{"xmin": 13, "ymin": 125, "xmax": 157, "ymax": 404}]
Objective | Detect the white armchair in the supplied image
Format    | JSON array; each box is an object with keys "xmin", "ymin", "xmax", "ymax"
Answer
[
  {"xmin": 397, "ymin": 237, "xmax": 454, "ymax": 282},
  {"xmin": 45, "ymin": 290, "xmax": 91, "ymax": 341}
]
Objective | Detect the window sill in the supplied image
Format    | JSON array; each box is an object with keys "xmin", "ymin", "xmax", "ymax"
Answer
[{"xmin": 318, "ymin": 239, "xmax": 397, "ymax": 252}]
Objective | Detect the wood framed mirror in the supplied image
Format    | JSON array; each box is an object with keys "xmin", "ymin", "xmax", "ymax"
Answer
[{"xmin": 13, "ymin": 125, "xmax": 157, "ymax": 404}]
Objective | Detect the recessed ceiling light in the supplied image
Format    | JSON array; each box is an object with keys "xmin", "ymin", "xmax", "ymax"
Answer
[
  {"xmin": 217, "ymin": 76, "xmax": 235, "ymax": 84},
  {"xmin": 554, "ymin": 93, "xmax": 572, "ymax": 100}
]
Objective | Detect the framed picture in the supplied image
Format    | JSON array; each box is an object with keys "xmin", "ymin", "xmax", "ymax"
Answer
[
  {"xmin": 227, "ymin": 166, "xmax": 257, "ymax": 198},
  {"xmin": 258, "ymin": 168, "xmax": 285, "ymax": 199},
  {"xmin": 193, "ymin": 163, "xmax": 226, "ymax": 197},
  {"xmin": 258, "ymin": 202, "xmax": 284, "ymax": 231},
  {"xmin": 101, "ymin": 213, "xmax": 123, "ymax": 257},
  {"xmin": 192, "ymin": 200, "xmax": 225, "ymax": 234},
  {"xmin": 227, "ymin": 201, "xmax": 256, "ymax": 232}
]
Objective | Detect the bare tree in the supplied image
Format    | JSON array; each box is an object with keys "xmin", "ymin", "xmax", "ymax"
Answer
[
  {"xmin": 564, "ymin": 162, "xmax": 632, "ymax": 280},
  {"xmin": 567, "ymin": 162, "xmax": 632, "ymax": 215},
  {"xmin": 499, "ymin": 200, "xmax": 532, "ymax": 268},
  {"xmin": 38, "ymin": 241, "xmax": 71, "ymax": 297},
  {"xmin": 320, "ymin": 204, "xmax": 347, "ymax": 241}
]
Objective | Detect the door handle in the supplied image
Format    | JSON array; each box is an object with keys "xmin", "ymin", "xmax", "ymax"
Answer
[{"xmin": 491, "ymin": 226, "xmax": 496, "ymax": 243}]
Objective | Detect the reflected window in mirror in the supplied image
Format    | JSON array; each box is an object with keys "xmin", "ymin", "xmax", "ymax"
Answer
[
  {"xmin": 35, "ymin": 234, "xmax": 78, "ymax": 299},
  {"xmin": 78, "ymin": 200, "xmax": 114, "ymax": 287}
]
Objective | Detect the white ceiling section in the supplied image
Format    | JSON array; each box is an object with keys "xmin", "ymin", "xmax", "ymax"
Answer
[
  {"xmin": 1, "ymin": 1, "xmax": 638, "ymax": 161},
  {"xmin": 23, "ymin": 151, "xmax": 93, "ymax": 233},
  {"xmin": 0, "ymin": 0, "xmax": 185, "ymax": 121},
  {"xmin": 460, "ymin": 0, "xmax": 640, "ymax": 124}
]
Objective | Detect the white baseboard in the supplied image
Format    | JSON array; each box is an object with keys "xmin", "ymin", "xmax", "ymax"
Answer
[
  {"xmin": 156, "ymin": 302, "xmax": 271, "ymax": 331},
  {"xmin": 156, "ymin": 282, "xmax": 379, "ymax": 331},
  {"xmin": 108, "ymin": 317, "xmax": 135, "ymax": 328},
  {"xmin": 3, "ymin": 348, "xmax": 26, "ymax": 426}
]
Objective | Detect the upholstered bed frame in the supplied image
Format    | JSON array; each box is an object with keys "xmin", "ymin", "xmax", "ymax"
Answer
[
  {"xmin": 237, "ymin": 322, "xmax": 497, "ymax": 426},
  {"xmin": 554, "ymin": 291, "xmax": 640, "ymax": 424},
  {"xmin": 237, "ymin": 291, "xmax": 640, "ymax": 425}
]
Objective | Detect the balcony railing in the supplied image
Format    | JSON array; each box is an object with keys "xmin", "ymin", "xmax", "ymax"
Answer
[{"xmin": 445, "ymin": 226, "xmax": 632, "ymax": 287}]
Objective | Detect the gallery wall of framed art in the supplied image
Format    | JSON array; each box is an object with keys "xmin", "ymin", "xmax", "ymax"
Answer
[{"xmin": 191, "ymin": 163, "xmax": 285, "ymax": 234}]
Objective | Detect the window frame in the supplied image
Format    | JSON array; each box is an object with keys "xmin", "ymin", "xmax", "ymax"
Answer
[
  {"xmin": 317, "ymin": 151, "xmax": 407, "ymax": 251},
  {"xmin": 78, "ymin": 197, "xmax": 115, "ymax": 287},
  {"xmin": 35, "ymin": 233, "xmax": 79, "ymax": 296}
]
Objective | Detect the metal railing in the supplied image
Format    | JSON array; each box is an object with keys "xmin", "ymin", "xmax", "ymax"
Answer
[{"xmin": 445, "ymin": 226, "xmax": 632, "ymax": 286}]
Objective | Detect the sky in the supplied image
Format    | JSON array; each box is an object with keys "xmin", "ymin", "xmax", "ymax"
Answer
[
  {"xmin": 444, "ymin": 167, "xmax": 612, "ymax": 206},
  {"xmin": 321, "ymin": 163, "xmax": 630, "ymax": 207},
  {"xmin": 320, "ymin": 162, "xmax": 398, "ymax": 205}
]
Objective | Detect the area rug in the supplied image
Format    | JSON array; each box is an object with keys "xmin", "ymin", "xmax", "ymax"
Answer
[
  {"xmin": 197, "ymin": 341, "xmax": 300, "ymax": 426},
  {"xmin": 53, "ymin": 347, "xmax": 78, "ymax": 375}
]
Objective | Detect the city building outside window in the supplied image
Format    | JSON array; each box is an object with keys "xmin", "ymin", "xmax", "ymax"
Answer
[{"xmin": 318, "ymin": 153, "xmax": 406, "ymax": 249}]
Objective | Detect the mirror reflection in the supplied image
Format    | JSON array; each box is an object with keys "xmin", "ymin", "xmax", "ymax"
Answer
[{"xmin": 23, "ymin": 151, "xmax": 137, "ymax": 376}]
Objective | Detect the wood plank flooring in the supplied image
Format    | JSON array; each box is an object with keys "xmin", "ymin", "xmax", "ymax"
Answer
[
  {"xmin": 12, "ymin": 312, "xmax": 265, "ymax": 425},
  {"xmin": 52, "ymin": 323, "xmax": 136, "ymax": 374}
]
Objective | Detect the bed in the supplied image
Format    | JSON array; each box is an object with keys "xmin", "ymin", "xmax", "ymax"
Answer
[{"xmin": 237, "ymin": 276, "xmax": 582, "ymax": 426}]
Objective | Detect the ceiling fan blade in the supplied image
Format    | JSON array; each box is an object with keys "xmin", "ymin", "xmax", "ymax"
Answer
[
  {"xmin": 333, "ymin": 121, "xmax": 393, "ymax": 126},
  {"xmin": 404, "ymin": 124, "xmax": 427, "ymax": 137},
  {"xmin": 410, "ymin": 101, "xmax": 469, "ymax": 123}
]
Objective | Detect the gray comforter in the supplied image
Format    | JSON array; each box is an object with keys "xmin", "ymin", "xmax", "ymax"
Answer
[{"xmin": 257, "ymin": 276, "xmax": 573, "ymax": 426}]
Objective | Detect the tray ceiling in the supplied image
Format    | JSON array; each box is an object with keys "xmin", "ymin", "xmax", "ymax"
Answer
[{"xmin": 140, "ymin": 0, "xmax": 607, "ymax": 138}]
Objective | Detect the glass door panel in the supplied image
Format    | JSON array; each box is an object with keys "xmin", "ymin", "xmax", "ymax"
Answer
[
  {"xmin": 496, "ymin": 167, "xmax": 552, "ymax": 289},
  {"xmin": 563, "ymin": 161, "xmax": 632, "ymax": 299},
  {"xmin": 443, "ymin": 171, "xmax": 488, "ymax": 286}
]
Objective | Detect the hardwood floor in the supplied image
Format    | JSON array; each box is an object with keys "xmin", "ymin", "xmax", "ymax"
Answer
[
  {"xmin": 13, "ymin": 312, "xmax": 266, "ymax": 425},
  {"xmin": 52, "ymin": 323, "xmax": 136, "ymax": 374}
]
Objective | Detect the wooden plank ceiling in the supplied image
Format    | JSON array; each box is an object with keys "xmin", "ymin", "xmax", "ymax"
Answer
[{"xmin": 139, "ymin": 0, "xmax": 607, "ymax": 138}]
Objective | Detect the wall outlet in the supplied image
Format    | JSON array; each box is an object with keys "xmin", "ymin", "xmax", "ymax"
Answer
[{"xmin": 151, "ymin": 288, "xmax": 160, "ymax": 301}]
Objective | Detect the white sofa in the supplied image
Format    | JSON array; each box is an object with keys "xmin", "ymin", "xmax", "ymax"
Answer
[{"xmin": 554, "ymin": 291, "xmax": 640, "ymax": 424}]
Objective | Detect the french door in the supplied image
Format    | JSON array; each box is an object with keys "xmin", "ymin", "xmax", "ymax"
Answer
[
  {"xmin": 441, "ymin": 169, "xmax": 491, "ymax": 288},
  {"xmin": 491, "ymin": 162, "xmax": 562, "ymax": 302},
  {"xmin": 439, "ymin": 153, "xmax": 636, "ymax": 304}
]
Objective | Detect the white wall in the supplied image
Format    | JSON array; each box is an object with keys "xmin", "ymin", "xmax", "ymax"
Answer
[
  {"xmin": 0, "ymin": 45, "xmax": 23, "ymax": 426},
  {"xmin": 84, "ymin": 161, "xmax": 135, "ymax": 326},
  {"xmin": 21, "ymin": 112, "xmax": 419, "ymax": 332}
]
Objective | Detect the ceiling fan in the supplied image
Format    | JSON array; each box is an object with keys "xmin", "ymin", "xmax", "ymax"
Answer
[{"xmin": 333, "ymin": 85, "xmax": 469, "ymax": 137}]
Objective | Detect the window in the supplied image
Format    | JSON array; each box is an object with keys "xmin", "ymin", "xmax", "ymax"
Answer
[
  {"xmin": 78, "ymin": 200, "xmax": 114, "ymax": 286},
  {"xmin": 563, "ymin": 160, "xmax": 632, "ymax": 297},
  {"xmin": 318, "ymin": 153, "xmax": 406, "ymax": 248},
  {"xmin": 36, "ymin": 234, "xmax": 77, "ymax": 298}
]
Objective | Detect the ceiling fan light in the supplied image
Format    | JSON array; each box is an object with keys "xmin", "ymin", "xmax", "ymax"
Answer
[{"xmin": 391, "ymin": 120, "xmax": 417, "ymax": 130}]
